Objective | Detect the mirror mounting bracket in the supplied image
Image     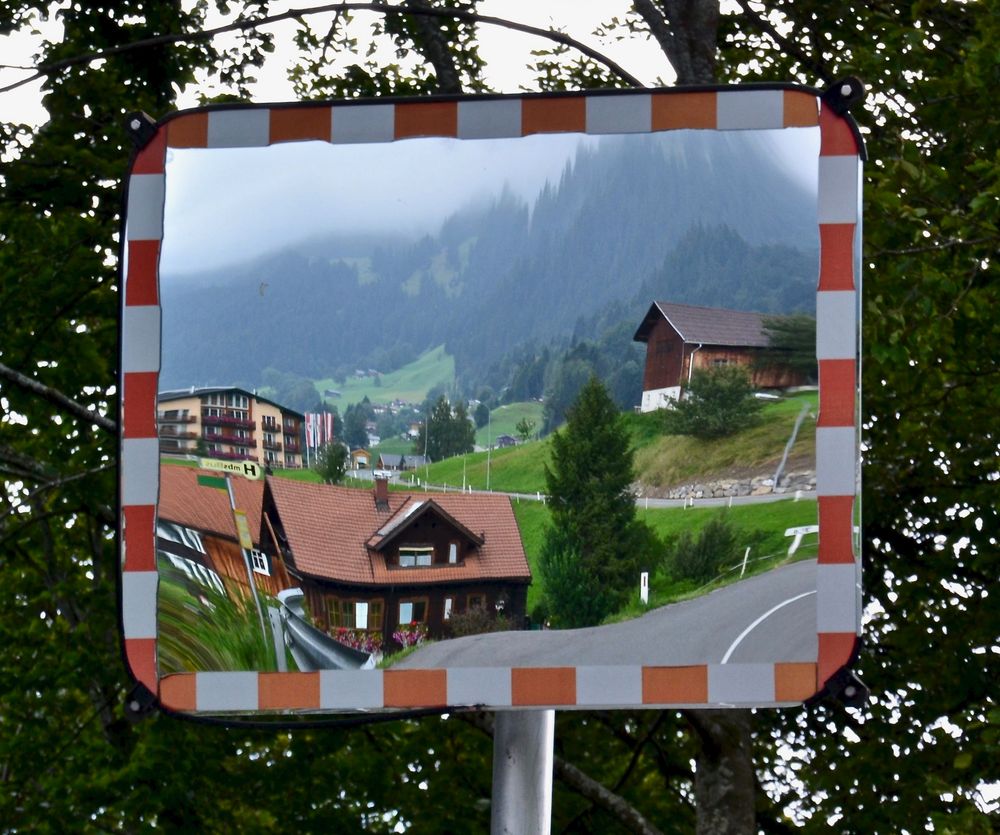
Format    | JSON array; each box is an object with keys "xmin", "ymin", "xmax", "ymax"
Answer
[
  {"xmin": 821, "ymin": 667, "xmax": 870, "ymax": 710},
  {"xmin": 124, "ymin": 681, "xmax": 159, "ymax": 723},
  {"xmin": 125, "ymin": 111, "xmax": 158, "ymax": 151},
  {"xmin": 822, "ymin": 77, "xmax": 866, "ymax": 116}
]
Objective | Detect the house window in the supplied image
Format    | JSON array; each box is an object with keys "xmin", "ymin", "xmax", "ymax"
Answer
[
  {"xmin": 443, "ymin": 597, "xmax": 453, "ymax": 620},
  {"xmin": 398, "ymin": 599, "xmax": 427, "ymax": 624},
  {"xmin": 328, "ymin": 598, "xmax": 355, "ymax": 629},
  {"xmin": 448, "ymin": 542, "xmax": 458, "ymax": 564},
  {"xmin": 355, "ymin": 600, "xmax": 369, "ymax": 631},
  {"xmin": 468, "ymin": 594, "xmax": 484, "ymax": 611},
  {"xmin": 368, "ymin": 600, "xmax": 384, "ymax": 631},
  {"xmin": 250, "ymin": 550, "xmax": 269, "ymax": 576},
  {"xmin": 712, "ymin": 358, "xmax": 732, "ymax": 367},
  {"xmin": 399, "ymin": 546, "xmax": 433, "ymax": 567}
]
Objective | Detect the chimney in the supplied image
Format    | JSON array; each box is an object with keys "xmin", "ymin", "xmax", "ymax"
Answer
[{"xmin": 374, "ymin": 476, "xmax": 389, "ymax": 510}]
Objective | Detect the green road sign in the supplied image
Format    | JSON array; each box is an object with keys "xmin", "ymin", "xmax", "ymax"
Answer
[{"xmin": 196, "ymin": 474, "xmax": 228, "ymax": 491}]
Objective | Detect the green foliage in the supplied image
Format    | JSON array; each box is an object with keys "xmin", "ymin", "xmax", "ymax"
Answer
[
  {"xmin": 313, "ymin": 442, "xmax": 348, "ymax": 484},
  {"xmin": 662, "ymin": 366, "xmax": 763, "ymax": 439},
  {"xmin": 668, "ymin": 513, "xmax": 740, "ymax": 584},
  {"xmin": 473, "ymin": 400, "xmax": 490, "ymax": 428},
  {"xmin": 446, "ymin": 605, "xmax": 516, "ymax": 638},
  {"xmin": 543, "ymin": 377, "xmax": 660, "ymax": 624},
  {"xmin": 157, "ymin": 559, "xmax": 279, "ymax": 673},
  {"xmin": 343, "ymin": 400, "xmax": 372, "ymax": 448},
  {"xmin": 760, "ymin": 313, "xmax": 818, "ymax": 381},
  {"xmin": 537, "ymin": 530, "xmax": 614, "ymax": 629},
  {"xmin": 2, "ymin": 1, "xmax": 998, "ymax": 831},
  {"xmin": 414, "ymin": 394, "xmax": 475, "ymax": 461},
  {"xmin": 514, "ymin": 416, "xmax": 536, "ymax": 441}
]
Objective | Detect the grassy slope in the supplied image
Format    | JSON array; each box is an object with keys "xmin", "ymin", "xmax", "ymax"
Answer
[
  {"xmin": 513, "ymin": 497, "xmax": 818, "ymax": 616},
  {"xmin": 631, "ymin": 391, "xmax": 817, "ymax": 489},
  {"xmin": 474, "ymin": 401, "xmax": 545, "ymax": 447},
  {"xmin": 312, "ymin": 344, "xmax": 454, "ymax": 406},
  {"xmin": 418, "ymin": 392, "xmax": 818, "ymax": 496}
]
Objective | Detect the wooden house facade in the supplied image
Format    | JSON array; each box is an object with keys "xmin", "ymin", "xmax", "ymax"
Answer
[
  {"xmin": 633, "ymin": 301, "xmax": 806, "ymax": 412},
  {"xmin": 261, "ymin": 477, "xmax": 531, "ymax": 649}
]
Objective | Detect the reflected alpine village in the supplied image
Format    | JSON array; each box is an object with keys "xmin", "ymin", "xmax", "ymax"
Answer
[{"xmin": 155, "ymin": 126, "xmax": 823, "ymax": 675}]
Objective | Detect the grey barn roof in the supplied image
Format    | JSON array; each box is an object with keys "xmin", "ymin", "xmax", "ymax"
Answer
[{"xmin": 633, "ymin": 302, "xmax": 771, "ymax": 348}]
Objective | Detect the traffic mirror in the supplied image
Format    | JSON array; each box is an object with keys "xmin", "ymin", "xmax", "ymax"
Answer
[{"xmin": 119, "ymin": 83, "xmax": 863, "ymax": 721}]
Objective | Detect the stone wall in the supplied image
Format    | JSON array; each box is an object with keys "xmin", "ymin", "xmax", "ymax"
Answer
[{"xmin": 636, "ymin": 470, "xmax": 816, "ymax": 500}]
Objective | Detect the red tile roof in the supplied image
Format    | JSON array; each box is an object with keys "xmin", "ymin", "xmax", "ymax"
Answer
[
  {"xmin": 158, "ymin": 464, "xmax": 264, "ymax": 545},
  {"xmin": 265, "ymin": 478, "xmax": 531, "ymax": 588},
  {"xmin": 633, "ymin": 302, "xmax": 771, "ymax": 348}
]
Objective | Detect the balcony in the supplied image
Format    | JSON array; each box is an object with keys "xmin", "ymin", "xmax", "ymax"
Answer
[
  {"xmin": 158, "ymin": 413, "xmax": 196, "ymax": 424},
  {"xmin": 202, "ymin": 413, "xmax": 254, "ymax": 429},
  {"xmin": 262, "ymin": 439, "xmax": 283, "ymax": 452},
  {"xmin": 205, "ymin": 436, "xmax": 257, "ymax": 449},
  {"xmin": 261, "ymin": 420, "xmax": 281, "ymax": 433},
  {"xmin": 284, "ymin": 440, "xmax": 301, "ymax": 452},
  {"xmin": 159, "ymin": 429, "xmax": 198, "ymax": 440},
  {"xmin": 203, "ymin": 449, "xmax": 257, "ymax": 462},
  {"xmin": 283, "ymin": 420, "xmax": 300, "ymax": 432}
]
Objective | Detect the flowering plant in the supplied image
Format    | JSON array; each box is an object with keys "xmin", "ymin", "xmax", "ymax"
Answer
[
  {"xmin": 333, "ymin": 627, "xmax": 383, "ymax": 655},
  {"xmin": 392, "ymin": 621, "xmax": 428, "ymax": 648}
]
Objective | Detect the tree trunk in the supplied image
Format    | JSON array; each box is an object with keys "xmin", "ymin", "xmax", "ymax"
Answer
[{"xmin": 686, "ymin": 710, "xmax": 756, "ymax": 835}]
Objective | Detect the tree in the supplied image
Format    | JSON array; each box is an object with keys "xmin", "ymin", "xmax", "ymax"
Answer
[
  {"xmin": 2, "ymin": 1, "xmax": 997, "ymax": 832},
  {"xmin": 514, "ymin": 417, "xmax": 536, "ymax": 442},
  {"xmin": 760, "ymin": 313, "xmax": 817, "ymax": 382},
  {"xmin": 414, "ymin": 395, "xmax": 475, "ymax": 461},
  {"xmin": 473, "ymin": 401, "xmax": 490, "ymax": 429},
  {"xmin": 542, "ymin": 377, "xmax": 659, "ymax": 625},
  {"xmin": 314, "ymin": 443, "xmax": 349, "ymax": 484},
  {"xmin": 342, "ymin": 401, "xmax": 371, "ymax": 449},
  {"xmin": 662, "ymin": 365, "xmax": 763, "ymax": 439}
]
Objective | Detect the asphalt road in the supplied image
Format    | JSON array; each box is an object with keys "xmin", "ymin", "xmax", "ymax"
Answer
[{"xmin": 396, "ymin": 559, "xmax": 817, "ymax": 670}]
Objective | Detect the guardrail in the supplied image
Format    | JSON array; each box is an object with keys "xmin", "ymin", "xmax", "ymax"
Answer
[{"xmin": 275, "ymin": 589, "xmax": 375, "ymax": 672}]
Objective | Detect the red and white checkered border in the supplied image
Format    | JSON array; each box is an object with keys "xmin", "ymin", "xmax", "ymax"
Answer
[{"xmin": 120, "ymin": 86, "xmax": 861, "ymax": 715}]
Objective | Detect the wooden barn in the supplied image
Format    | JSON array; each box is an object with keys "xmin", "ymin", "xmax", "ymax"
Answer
[
  {"xmin": 157, "ymin": 463, "xmax": 292, "ymax": 599},
  {"xmin": 261, "ymin": 477, "xmax": 531, "ymax": 648},
  {"xmin": 633, "ymin": 301, "xmax": 806, "ymax": 412}
]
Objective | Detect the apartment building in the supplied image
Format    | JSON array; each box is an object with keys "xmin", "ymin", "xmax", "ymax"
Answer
[{"xmin": 158, "ymin": 386, "xmax": 304, "ymax": 469}]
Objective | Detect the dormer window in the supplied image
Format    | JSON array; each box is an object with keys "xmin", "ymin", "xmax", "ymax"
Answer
[{"xmin": 399, "ymin": 545, "xmax": 433, "ymax": 567}]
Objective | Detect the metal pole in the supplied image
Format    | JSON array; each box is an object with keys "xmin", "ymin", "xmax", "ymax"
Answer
[
  {"xmin": 491, "ymin": 710, "xmax": 554, "ymax": 835},
  {"xmin": 224, "ymin": 475, "xmax": 269, "ymax": 648}
]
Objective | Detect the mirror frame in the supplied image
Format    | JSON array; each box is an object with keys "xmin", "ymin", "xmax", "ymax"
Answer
[{"xmin": 119, "ymin": 83, "xmax": 863, "ymax": 718}]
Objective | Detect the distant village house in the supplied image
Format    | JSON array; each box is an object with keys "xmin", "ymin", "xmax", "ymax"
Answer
[{"xmin": 633, "ymin": 301, "xmax": 806, "ymax": 412}]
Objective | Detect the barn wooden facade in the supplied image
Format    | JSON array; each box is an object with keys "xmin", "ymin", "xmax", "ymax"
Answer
[
  {"xmin": 261, "ymin": 477, "xmax": 531, "ymax": 649},
  {"xmin": 633, "ymin": 301, "xmax": 806, "ymax": 412}
]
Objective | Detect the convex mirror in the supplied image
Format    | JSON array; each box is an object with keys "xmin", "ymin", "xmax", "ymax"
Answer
[{"xmin": 120, "ymin": 84, "xmax": 863, "ymax": 720}]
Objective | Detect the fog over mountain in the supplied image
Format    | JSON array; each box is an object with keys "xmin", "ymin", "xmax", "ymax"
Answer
[{"xmin": 159, "ymin": 129, "xmax": 819, "ymax": 395}]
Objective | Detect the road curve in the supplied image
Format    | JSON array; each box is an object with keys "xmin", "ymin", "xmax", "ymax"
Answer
[{"xmin": 396, "ymin": 559, "xmax": 817, "ymax": 670}]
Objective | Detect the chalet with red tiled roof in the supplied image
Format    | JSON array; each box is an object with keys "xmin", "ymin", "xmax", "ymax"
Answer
[
  {"xmin": 633, "ymin": 301, "xmax": 806, "ymax": 412},
  {"xmin": 262, "ymin": 477, "xmax": 531, "ymax": 647},
  {"xmin": 157, "ymin": 464, "xmax": 291, "ymax": 598}
]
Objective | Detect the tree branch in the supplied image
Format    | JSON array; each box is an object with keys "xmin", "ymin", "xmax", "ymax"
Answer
[
  {"xmin": 0, "ymin": 2, "xmax": 643, "ymax": 95},
  {"xmin": 728, "ymin": 0, "xmax": 835, "ymax": 85},
  {"xmin": 0, "ymin": 463, "xmax": 115, "ymax": 528},
  {"xmin": 632, "ymin": 0, "xmax": 719, "ymax": 85},
  {"xmin": 401, "ymin": 0, "xmax": 463, "ymax": 94},
  {"xmin": 0, "ymin": 362, "xmax": 116, "ymax": 434}
]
